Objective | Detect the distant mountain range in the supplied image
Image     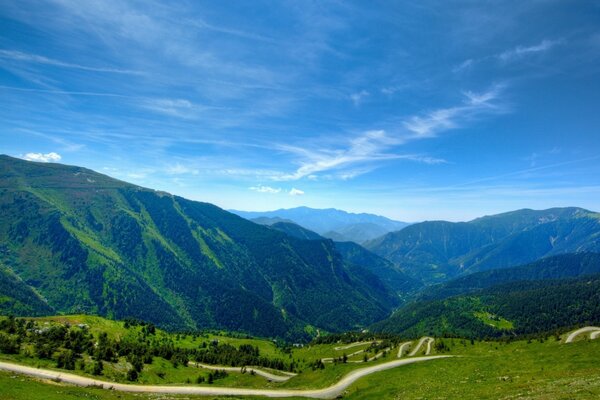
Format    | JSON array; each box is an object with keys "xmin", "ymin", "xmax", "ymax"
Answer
[
  {"xmin": 0, "ymin": 155, "xmax": 398, "ymax": 339},
  {"xmin": 365, "ymin": 207, "xmax": 600, "ymax": 284},
  {"xmin": 230, "ymin": 207, "xmax": 410, "ymax": 244},
  {"xmin": 3, "ymin": 154, "xmax": 600, "ymax": 341}
]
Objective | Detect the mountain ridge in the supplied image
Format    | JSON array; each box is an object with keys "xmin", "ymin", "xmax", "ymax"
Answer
[{"xmin": 0, "ymin": 155, "xmax": 398, "ymax": 339}]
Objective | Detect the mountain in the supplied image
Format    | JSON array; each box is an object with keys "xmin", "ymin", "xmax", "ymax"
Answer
[
  {"xmin": 371, "ymin": 274, "xmax": 600, "ymax": 339},
  {"xmin": 230, "ymin": 207, "xmax": 410, "ymax": 243},
  {"xmin": 0, "ymin": 261, "xmax": 54, "ymax": 316},
  {"xmin": 263, "ymin": 221, "xmax": 422, "ymax": 295},
  {"xmin": 267, "ymin": 221, "xmax": 324, "ymax": 241},
  {"xmin": 417, "ymin": 253, "xmax": 600, "ymax": 302},
  {"xmin": 366, "ymin": 208, "xmax": 600, "ymax": 284},
  {"xmin": 0, "ymin": 155, "xmax": 398, "ymax": 338}
]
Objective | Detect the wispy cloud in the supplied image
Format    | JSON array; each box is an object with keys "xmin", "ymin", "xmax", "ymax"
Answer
[
  {"xmin": 497, "ymin": 39, "xmax": 563, "ymax": 62},
  {"xmin": 452, "ymin": 58, "xmax": 473, "ymax": 73},
  {"xmin": 270, "ymin": 86, "xmax": 502, "ymax": 182},
  {"xmin": 453, "ymin": 39, "xmax": 563, "ymax": 73},
  {"xmin": 140, "ymin": 98, "xmax": 204, "ymax": 119},
  {"xmin": 21, "ymin": 152, "xmax": 62, "ymax": 162},
  {"xmin": 350, "ymin": 90, "xmax": 369, "ymax": 106},
  {"xmin": 275, "ymin": 130, "xmax": 399, "ymax": 181},
  {"xmin": 0, "ymin": 49, "xmax": 141, "ymax": 74},
  {"xmin": 249, "ymin": 185, "xmax": 281, "ymax": 194},
  {"xmin": 403, "ymin": 85, "xmax": 505, "ymax": 137},
  {"xmin": 289, "ymin": 188, "xmax": 304, "ymax": 196},
  {"xmin": 166, "ymin": 163, "xmax": 199, "ymax": 175}
]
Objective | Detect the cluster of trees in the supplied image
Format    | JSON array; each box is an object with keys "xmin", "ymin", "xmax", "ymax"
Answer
[
  {"xmin": 311, "ymin": 331, "xmax": 400, "ymax": 345},
  {"xmin": 0, "ymin": 317, "xmax": 293, "ymax": 381},
  {"xmin": 195, "ymin": 342, "xmax": 294, "ymax": 372}
]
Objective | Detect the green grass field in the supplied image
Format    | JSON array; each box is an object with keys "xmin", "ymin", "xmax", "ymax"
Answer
[{"xmin": 1, "ymin": 315, "xmax": 599, "ymax": 399}]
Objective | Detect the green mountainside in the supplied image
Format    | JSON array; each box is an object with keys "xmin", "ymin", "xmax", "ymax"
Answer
[
  {"xmin": 366, "ymin": 208, "xmax": 600, "ymax": 283},
  {"xmin": 417, "ymin": 252, "xmax": 600, "ymax": 302},
  {"xmin": 0, "ymin": 155, "xmax": 398, "ymax": 339},
  {"xmin": 265, "ymin": 221, "xmax": 422, "ymax": 295},
  {"xmin": 372, "ymin": 273, "xmax": 600, "ymax": 339}
]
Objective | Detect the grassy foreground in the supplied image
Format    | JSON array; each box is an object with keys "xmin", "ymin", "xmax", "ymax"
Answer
[{"xmin": 0, "ymin": 314, "xmax": 599, "ymax": 399}]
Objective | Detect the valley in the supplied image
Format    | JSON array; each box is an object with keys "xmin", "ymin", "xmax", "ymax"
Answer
[{"xmin": 1, "ymin": 156, "xmax": 600, "ymax": 399}]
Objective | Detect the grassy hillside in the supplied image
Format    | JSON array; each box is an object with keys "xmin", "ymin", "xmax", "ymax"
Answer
[
  {"xmin": 372, "ymin": 274, "xmax": 600, "ymax": 338},
  {"xmin": 0, "ymin": 155, "xmax": 397, "ymax": 338},
  {"xmin": 1, "ymin": 316, "xmax": 598, "ymax": 399},
  {"xmin": 366, "ymin": 208, "xmax": 600, "ymax": 283}
]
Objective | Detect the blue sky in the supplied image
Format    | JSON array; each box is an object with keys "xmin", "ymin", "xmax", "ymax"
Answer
[{"xmin": 1, "ymin": 1, "xmax": 600, "ymax": 221}]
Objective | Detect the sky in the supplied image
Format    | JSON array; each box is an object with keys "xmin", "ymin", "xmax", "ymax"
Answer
[{"xmin": 1, "ymin": 1, "xmax": 600, "ymax": 222}]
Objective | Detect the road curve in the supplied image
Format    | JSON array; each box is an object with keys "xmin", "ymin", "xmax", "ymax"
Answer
[
  {"xmin": 408, "ymin": 337, "xmax": 434, "ymax": 356},
  {"xmin": 191, "ymin": 362, "xmax": 296, "ymax": 382},
  {"xmin": 565, "ymin": 326, "xmax": 600, "ymax": 343},
  {"xmin": 397, "ymin": 341, "xmax": 412, "ymax": 358},
  {"xmin": 0, "ymin": 356, "xmax": 451, "ymax": 399},
  {"xmin": 334, "ymin": 341, "xmax": 376, "ymax": 351}
]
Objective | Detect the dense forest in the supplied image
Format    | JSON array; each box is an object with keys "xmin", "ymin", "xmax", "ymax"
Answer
[{"xmin": 372, "ymin": 274, "xmax": 600, "ymax": 339}]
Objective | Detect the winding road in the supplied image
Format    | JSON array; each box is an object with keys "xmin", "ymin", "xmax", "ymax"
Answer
[
  {"xmin": 190, "ymin": 362, "xmax": 296, "ymax": 382},
  {"xmin": 565, "ymin": 326, "xmax": 600, "ymax": 343},
  {"xmin": 0, "ymin": 355, "xmax": 451, "ymax": 399},
  {"xmin": 408, "ymin": 337, "xmax": 434, "ymax": 356},
  {"xmin": 397, "ymin": 341, "xmax": 412, "ymax": 358}
]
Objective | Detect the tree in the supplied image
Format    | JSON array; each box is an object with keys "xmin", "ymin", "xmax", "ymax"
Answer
[{"xmin": 127, "ymin": 368, "xmax": 138, "ymax": 381}]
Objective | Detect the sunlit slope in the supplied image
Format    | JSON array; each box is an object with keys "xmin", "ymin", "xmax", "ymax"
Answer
[{"xmin": 0, "ymin": 155, "xmax": 397, "ymax": 338}]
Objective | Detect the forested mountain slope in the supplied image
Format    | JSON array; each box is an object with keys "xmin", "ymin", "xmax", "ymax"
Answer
[
  {"xmin": 417, "ymin": 252, "xmax": 600, "ymax": 302},
  {"xmin": 366, "ymin": 208, "xmax": 600, "ymax": 283},
  {"xmin": 0, "ymin": 155, "xmax": 397, "ymax": 338},
  {"xmin": 371, "ymin": 274, "xmax": 600, "ymax": 339},
  {"xmin": 265, "ymin": 221, "xmax": 422, "ymax": 294}
]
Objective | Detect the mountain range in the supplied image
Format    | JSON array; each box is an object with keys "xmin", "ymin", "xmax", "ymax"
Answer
[
  {"xmin": 0, "ymin": 155, "xmax": 398, "ymax": 339},
  {"xmin": 230, "ymin": 207, "xmax": 410, "ymax": 243},
  {"xmin": 365, "ymin": 208, "xmax": 600, "ymax": 284},
  {"xmin": 2, "ymin": 154, "xmax": 600, "ymax": 341}
]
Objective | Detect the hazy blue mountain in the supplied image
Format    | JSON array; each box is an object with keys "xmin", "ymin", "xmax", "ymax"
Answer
[
  {"xmin": 231, "ymin": 207, "xmax": 410, "ymax": 243},
  {"xmin": 0, "ymin": 155, "xmax": 398, "ymax": 338},
  {"xmin": 250, "ymin": 216, "xmax": 295, "ymax": 226},
  {"xmin": 366, "ymin": 208, "xmax": 600, "ymax": 284}
]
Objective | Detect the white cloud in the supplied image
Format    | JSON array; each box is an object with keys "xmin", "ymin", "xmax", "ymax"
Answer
[
  {"xmin": 497, "ymin": 39, "xmax": 562, "ymax": 62},
  {"xmin": 275, "ymin": 130, "xmax": 400, "ymax": 181},
  {"xmin": 249, "ymin": 185, "xmax": 281, "ymax": 194},
  {"xmin": 0, "ymin": 49, "xmax": 140, "ymax": 74},
  {"xmin": 350, "ymin": 90, "xmax": 369, "ymax": 106},
  {"xmin": 404, "ymin": 85, "xmax": 504, "ymax": 137},
  {"xmin": 22, "ymin": 152, "xmax": 62, "ymax": 162},
  {"xmin": 141, "ymin": 98, "xmax": 195, "ymax": 118},
  {"xmin": 452, "ymin": 58, "xmax": 473, "ymax": 73},
  {"xmin": 166, "ymin": 163, "xmax": 199, "ymax": 175},
  {"xmin": 289, "ymin": 188, "xmax": 305, "ymax": 196},
  {"xmin": 271, "ymin": 86, "xmax": 502, "ymax": 182}
]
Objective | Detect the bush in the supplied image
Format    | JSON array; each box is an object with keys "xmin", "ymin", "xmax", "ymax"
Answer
[{"xmin": 127, "ymin": 368, "xmax": 138, "ymax": 381}]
